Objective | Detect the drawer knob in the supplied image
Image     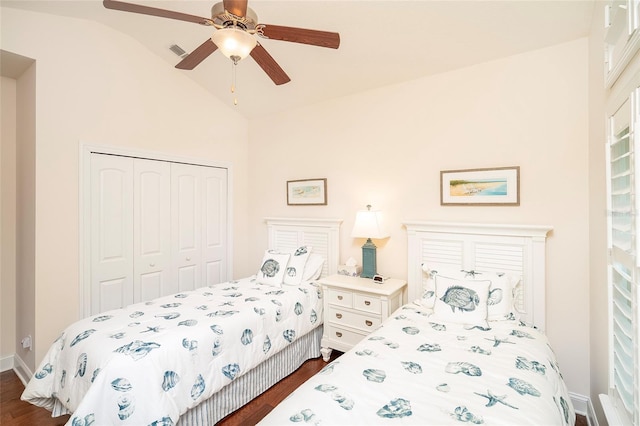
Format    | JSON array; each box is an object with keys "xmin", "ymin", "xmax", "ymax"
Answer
[
  {"xmin": 336, "ymin": 332, "xmax": 342, "ymax": 337},
  {"xmin": 365, "ymin": 320, "xmax": 373, "ymax": 327},
  {"xmin": 336, "ymin": 313, "xmax": 342, "ymax": 319},
  {"xmin": 337, "ymin": 295, "xmax": 343, "ymax": 300},
  {"xmin": 364, "ymin": 300, "xmax": 371, "ymax": 306}
]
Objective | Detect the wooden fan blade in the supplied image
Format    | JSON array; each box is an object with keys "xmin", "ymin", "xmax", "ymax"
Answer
[
  {"xmin": 175, "ymin": 39, "xmax": 218, "ymax": 70},
  {"xmin": 223, "ymin": 0, "xmax": 248, "ymax": 18},
  {"xmin": 103, "ymin": 0, "xmax": 213, "ymax": 26},
  {"xmin": 250, "ymin": 44, "xmax": 290, "ymax": 85},
  {"xmin": 259, "ymin": 24, "xmax": 340, "ymax": 49}
]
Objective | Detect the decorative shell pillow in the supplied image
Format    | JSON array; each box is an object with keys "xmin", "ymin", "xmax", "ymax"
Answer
[
  {"xmin": 256, "ymin": 250, "xmax": 291, "ymax": 287},
  {"xmin": 482, "ymin": 271, "xmax": 520, "ymax": 321},
  {"xmin": 431, "ymin": 275, "xmax": 491, "ymax": 329},
  {"xmin": 283, "ymin": 246, "xmax": 312, "ymax": 286},
  {"xmin": 420, "ymin": 266, "xmax": 520, "ymax": 321}
]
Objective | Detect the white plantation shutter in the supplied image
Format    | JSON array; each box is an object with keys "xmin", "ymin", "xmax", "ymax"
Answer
[{"xmin": 607, "ymin": 92, "xmax": 640, "ymax": 426}]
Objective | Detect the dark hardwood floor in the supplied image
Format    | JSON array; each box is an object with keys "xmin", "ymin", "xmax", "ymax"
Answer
[
  {"xmin": 1, "ymin": 369, "xmax": 69, "ymax": 425},
  {"xmin": 1, "ymin": 352, "xmax": 589, "ymax": 426}
]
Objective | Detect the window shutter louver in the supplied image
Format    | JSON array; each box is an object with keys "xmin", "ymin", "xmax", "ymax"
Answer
[{"xmin": 607, "ymin": 93, "xmax": 640, "ymax": 426}]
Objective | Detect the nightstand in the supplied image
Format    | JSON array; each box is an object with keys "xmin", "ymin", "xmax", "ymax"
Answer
[{"xmin": 319, "ymin": 274, "xmax": 407, "ymax": 361}]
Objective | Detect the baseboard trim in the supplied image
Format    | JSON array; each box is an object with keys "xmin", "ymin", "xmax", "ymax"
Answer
[
  {"xmin": 12, "ymin": 354, "xmax": 33, "ymax": 387},
  {"xmin": 0, "ymin": 354, "xmax": 14, "ymax": 372},
  {"xmin": 570, "ymin": 392, "xmax": 598, "ymax": 426}
]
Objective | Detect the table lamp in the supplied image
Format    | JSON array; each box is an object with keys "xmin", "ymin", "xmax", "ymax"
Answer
[{"xmin": 351, "ymin": 205, "xmax": 389, "ymax": 278}]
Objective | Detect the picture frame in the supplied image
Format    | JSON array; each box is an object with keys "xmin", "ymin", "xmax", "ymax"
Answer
[
  {"xmin": 287, "ymin": 178, "xmax": 327, "ymax": 206},
  {"xmin": 440, "ymin": 166, "xmax": 520, "ymax": 206}
]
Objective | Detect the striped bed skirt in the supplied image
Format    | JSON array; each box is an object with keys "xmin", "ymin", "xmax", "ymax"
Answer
[{"xmin": 177, "ymin": 325, "xmax": 323, "ymax": 425}]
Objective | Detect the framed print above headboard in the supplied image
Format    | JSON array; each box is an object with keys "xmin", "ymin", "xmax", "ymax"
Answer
[
  {"xmin": 287, "ymin": 178, "xmax": 327, "ymax": 206},
  {"xmin": 440, "ymin": 166, "xmax": 520, "ymax": 206}
]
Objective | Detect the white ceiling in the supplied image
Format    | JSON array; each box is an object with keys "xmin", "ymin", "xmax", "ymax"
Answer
[{"xmin": 2, "ymin": 0, "xmax": 595, "ymax": 119}]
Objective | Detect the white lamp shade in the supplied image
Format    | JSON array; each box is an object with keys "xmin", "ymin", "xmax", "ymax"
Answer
[
  {"xmin": 211, "ymin": 27, "xmax": 257, "ymax": 60},
  {"xmin": 351, "ymin": 209, "xmax": 389, "ymax": 239}
]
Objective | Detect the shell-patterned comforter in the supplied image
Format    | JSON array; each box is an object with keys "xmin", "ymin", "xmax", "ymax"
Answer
[
  {"xmin": 259, "ymin": 303, "xmax": 575, "ymax": 425},
  {"xmin": 22, "ymin": 277, "xmax": 323, "ymax": 425}
]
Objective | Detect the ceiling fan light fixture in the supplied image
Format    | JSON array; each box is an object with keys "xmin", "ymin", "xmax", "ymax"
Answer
[{"xmin": 211, "ymin": 27, "xmax": 256, "ymax": 61}]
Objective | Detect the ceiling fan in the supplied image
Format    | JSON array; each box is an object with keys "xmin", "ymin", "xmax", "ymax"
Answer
[{"xmin": 103, "ymin": 0, "xmax": 340, "ymax": 85}]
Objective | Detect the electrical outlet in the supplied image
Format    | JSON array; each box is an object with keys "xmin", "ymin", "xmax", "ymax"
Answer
[{"xmin": 21, "ymin": 335, "xmax": 32, "ymax": 350}]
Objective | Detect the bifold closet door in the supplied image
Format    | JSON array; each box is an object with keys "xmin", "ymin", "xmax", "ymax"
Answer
[
  {"xmin": 201, "ymin": 165, "xmax": 228, "ymax": 286},
  {"xmin": 89, "ymin": 153, "xmax": 228, "ymax": 315},
  {"xmin": 134, "ymin": 159, "xmax": 172, "ymax": 301},
  {"xmin": 171, "ymin": 163, "xmax": 202, "ymax": 292},
  {"xmin": 171, "ymin": 163, "xmax": 228, "ymax": 292},
  {"xmin": 90, "ymin": 154, "xmax": 134, "ymax": 314}
]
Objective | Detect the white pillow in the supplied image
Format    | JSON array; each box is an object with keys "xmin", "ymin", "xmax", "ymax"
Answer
[
  {"xmin": 283, "ymin": 246, "xmax": 312, "ymax": 286},
  {"xmin": 416, "ymin": 263, "xmax": 437, "ymax": 309},
  {"xmin": 302, "ymin": 253, "xmax": 325, "ymax": 281},
  {"xmin": 256, "ymin": 250, "xmax": 290, "ymax": 287},
  {"xmin": 483, "ymin": 271, "xmax": 520, "ymax": 321},
  {"xmin": 420, "ymin": 266, "xmax": 520, "ymax": 321},
  {"xmin": 432, "ymin": 275, "xmax": 491, "ymax": 329}
]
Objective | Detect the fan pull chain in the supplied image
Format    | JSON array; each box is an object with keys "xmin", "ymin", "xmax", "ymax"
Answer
[{"xmin": 231, "ymin": 55, "xmax": 239, "ymax": 106}]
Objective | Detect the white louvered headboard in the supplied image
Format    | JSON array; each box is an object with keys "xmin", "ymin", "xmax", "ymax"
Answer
[
  {"xmin": 265, "ymin": 217, "xmax": 343, "ymax": 278},
  {"xmin": 404, "ymin": 221, "xmax": 552, "ymax": 331}
]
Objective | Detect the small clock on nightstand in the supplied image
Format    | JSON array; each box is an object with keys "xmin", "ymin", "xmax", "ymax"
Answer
[{"xmin": 319, "ymin": 274, "xmax": 407, "ymax": 361}]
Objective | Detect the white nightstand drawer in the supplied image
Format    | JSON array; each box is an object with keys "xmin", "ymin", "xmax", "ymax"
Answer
[
  {"xmin": 324, "ymin": 325, "xmax": 365, "ymax": 347},
  {"xmin": 319, "ymin": 275, "xmax": 407, "ymax": 362},
  {"xmin": 354, "ymin": 293, "xmax": 381, "ymax": 314},
  {"xmin": 327, "ymin": 306, "xmax": 381, "ymax": 332},
  {"xmin": 326, "ymin": 289, "xmax": 353, "ymax": 308}
]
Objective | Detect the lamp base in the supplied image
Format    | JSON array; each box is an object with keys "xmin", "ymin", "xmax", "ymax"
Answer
[{"xmin": 360, "ymin": 238, "xmax": 377, "ymax": 278}]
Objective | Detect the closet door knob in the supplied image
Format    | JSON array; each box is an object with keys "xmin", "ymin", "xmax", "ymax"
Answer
[
  {"xmin": 186, "ymin": 257, "xmax": 191, "ymax": 261},
  {"xmin": 150, "ymin": 263, "xmax": 155, "ymax": 267}
]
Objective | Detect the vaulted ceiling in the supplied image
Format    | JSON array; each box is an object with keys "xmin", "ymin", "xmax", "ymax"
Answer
[{"xmin": 2, "ymin": 0, "xmax": 595, "ymax": 119}]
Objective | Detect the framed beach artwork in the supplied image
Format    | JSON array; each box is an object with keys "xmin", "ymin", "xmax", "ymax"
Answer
[
  {"xmin": 440, "ymin": 166, "xmax": 520, "ymax": 206},
  {"xmin": 287, "ymin": 178, "xmax": 328, "ymax": 205}
]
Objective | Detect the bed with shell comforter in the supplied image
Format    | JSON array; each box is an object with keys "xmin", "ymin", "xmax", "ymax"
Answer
[
  {"xmin": 21, "ymin": 218, "xmax": 343, "ymax": 425},
  {"xmin": 259, "ymin": 303, "xmax": 573, "ymax": 425},
  {"xmin": 23, "ymin": 275, "xmax": 323, "ymax": 425},
  {"xmin": 258, "ymin": 221, "xmax": 575, "ymax": 425}
]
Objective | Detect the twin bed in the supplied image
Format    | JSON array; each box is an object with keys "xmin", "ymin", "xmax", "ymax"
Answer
[
  {"xmin": 21, "ymin": 218, "xmax": 342, "ymax": 425},
  {"xmin": 22, "ymin": 219, "xmax": 575, "ymax": 425},
  {"xmin": 258, "ymin": 221, "xmax": 574, "ymax": 425}
]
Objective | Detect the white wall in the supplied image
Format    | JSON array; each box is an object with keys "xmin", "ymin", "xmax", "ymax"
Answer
[
  {"xmin": 0, "ymin": 7, "xmax": 250, "ymax": 372},
  {"xmin": 0, "ymin": 76, "xmax": 17, "ymax": 369},
  {"xmin": 15, "ymin": 62, "xmax": 37, "ymax": 373},
  {"xmin": 249, "ymin": 38, "xmax": 590, "ymax": 397},
  {"xmin": 588, "ymin": 3, "xmax": 608, "ymax": 424}
]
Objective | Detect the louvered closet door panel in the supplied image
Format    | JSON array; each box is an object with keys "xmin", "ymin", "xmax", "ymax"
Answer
[
  {"xmin": 171, "ymin": 163, "xmax": 202, "ymax": 292},
  {"xmin": 202, "ymin": 166, "xmax": 228, "ymax": 286},
  {"xmin": 90, "ymin": 154, "xmax": 134, "ymax": 315},
  {"xmin": 134, "ymin": 159, "xmax": 172, "ymax": 301}
]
